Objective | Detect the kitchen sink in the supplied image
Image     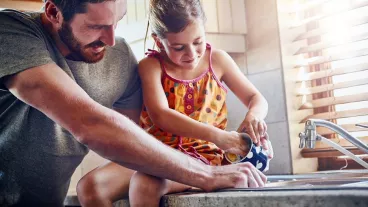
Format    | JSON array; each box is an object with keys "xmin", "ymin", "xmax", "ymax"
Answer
[{"xmin": 264, "ymin": 169, "xmax": 368, "ymax": 189}]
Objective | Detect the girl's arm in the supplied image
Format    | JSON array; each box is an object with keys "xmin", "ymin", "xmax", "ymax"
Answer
[
  {"xmin": 138, "ymin": 57, "xmax": 248, "ymax": 156},
  {"xmin": 214, "ymin": 49, "xmax": 269, "ymax": 146}
]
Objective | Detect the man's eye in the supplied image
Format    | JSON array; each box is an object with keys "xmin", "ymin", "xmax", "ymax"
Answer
[
  {"xmin": 194, "ymin": 41, "xmax": 202, "ymax": 45},
  {"xmin": 89, "ymin": 25, "xmax": 103, "ymax": 30}
]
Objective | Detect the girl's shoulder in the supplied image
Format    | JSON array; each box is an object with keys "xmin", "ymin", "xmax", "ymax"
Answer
[
  {"xmin": 138, "ymin": 56, "xmax": 161, "ymax": 70},
  {"xmin": 137, "ymin": 56, "xmax": 163, "ymax": 79},
  {"xmin": 210, "ymin": 48, "xmax": 230, "ymax": 67},
  {"xmin": 209, "ymin": 47, "xmax": 234, "ymax": 77}
]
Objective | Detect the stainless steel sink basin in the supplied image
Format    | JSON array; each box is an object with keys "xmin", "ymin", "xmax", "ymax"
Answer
[
  {"xmin": 265, "ymin": 170, "xmax": 368, "ymax": 188},
  {"xmin": 265, "ymin": 177, "xmax": 368, "ymax": 188},
  {"xmin": 215, "ymin": 170, "xmax": 368, "ymax": 193}
]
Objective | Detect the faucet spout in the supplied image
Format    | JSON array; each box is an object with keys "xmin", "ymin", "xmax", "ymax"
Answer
[{"xmin": 299, "ymin": 119, "xmax": 368, "ymax": 154}]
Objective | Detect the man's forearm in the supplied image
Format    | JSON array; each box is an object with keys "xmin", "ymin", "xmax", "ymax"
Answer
[
  {"xmin": 79, "ymin": 106, "xmax": 214, "ymax": 190},
  {"xmin": 114, "ymin": 107, "xmax": 141, "ymax": 124}
]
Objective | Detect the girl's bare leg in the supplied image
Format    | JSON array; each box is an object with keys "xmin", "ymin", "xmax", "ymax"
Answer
[
  {"xmin": 77, "ymin": 162, "xmax": 135, "ymax": 207},
  {"xmin": 129, "ymin": 172, "xmax": 191, "ymax": 207}
]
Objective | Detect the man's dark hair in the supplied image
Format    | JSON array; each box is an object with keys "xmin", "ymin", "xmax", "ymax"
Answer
[{"xmin": 46, "ymin": 0, "xmax": 115, "ymax": 22}]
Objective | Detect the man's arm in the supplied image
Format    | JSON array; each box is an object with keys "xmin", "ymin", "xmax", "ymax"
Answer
[
  {"xmin": 114, "ymin": 108, "xmax": 140, "ymax": 124},
  {"xmin": 5, "ymin": 63, "xmax": 266, "ymax": 189}
]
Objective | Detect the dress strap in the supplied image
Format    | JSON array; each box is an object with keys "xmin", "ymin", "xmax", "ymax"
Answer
[
  {"xmin": 145, "ymin": 49, "xmax": 169, "ymax": 75},
  {"xmin": 145, "ymin": 49, "xmax": 160, "ymax": 58},
  {"xmin": 206, "ymin": 43, "xmax": 228, "ymax": 92}
]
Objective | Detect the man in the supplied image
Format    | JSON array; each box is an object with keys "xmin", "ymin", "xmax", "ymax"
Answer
[{"xmin": 0, "ymin": 0, "xmax": 267, "ymax": 206}]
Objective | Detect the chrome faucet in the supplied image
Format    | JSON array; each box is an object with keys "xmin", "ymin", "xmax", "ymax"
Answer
[{"xmin": 299, "ymin": 119, "xmax": 368, "ymax": 154}]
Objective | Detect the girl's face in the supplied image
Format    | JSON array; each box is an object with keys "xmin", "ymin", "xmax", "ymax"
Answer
[{"xmin": 159, "ymin": 20, "xmax": 206, "ymax": 70}]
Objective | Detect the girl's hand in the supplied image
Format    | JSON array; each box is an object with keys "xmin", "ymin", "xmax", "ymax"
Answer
[
  {"xmin": 237, "ymin": 112, "xmax": 267, "ymax": 146},
  {"xmin": 260, "ymin": 132, "xmax": 274, "ymax": 159}
]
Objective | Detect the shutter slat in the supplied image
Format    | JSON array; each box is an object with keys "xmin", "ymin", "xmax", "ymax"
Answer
[
  {"xmin": 296, "ymin": 62, "xmax": 368, "ymax": 82},
  {"xmin": 290, "ymin": 1, "xmax": 368, "ymax": 28},
  {"xmin": 297, "ymin": 78, "xmax": 368, "ymax": 96},
  {"xmin": 295, "ymin": 48, "xmax": 368, "ymax": 67},
  {"xmin": 283, "ymin": 0, "xmax": 331, "ymax": 13},
  {"xmin": 299, "ymin": 93, "xmax": 368, "ymax": 109},
  {"xmin": 294, "ymin": 16, "xmax": 368, "ymax": 41},
  {"xmin": 294, "ymin": 31, "xmax": 368, "ymax": 55},
  {"xmin": 300, "ymin": 108, "xmax": 368, "ymax": 123},
  {"xmin": 302, "ymin": 147, "xmax": 367, "ymax": 158}
]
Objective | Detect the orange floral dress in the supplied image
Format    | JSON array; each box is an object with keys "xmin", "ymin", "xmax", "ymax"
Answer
[{"xmin": 139, "ymin": 44, "xmax": 228, "ymax": 166}]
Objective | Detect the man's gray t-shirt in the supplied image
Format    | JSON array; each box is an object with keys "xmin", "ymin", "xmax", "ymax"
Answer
[{"xmin": 0, "ymin": 10, "xmax": 142, "ymax": 206}]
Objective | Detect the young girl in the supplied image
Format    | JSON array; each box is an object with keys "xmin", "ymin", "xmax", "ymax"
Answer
[{"xmin": 77, "ymin": 0, "xmax": 273, "ymax": 206}]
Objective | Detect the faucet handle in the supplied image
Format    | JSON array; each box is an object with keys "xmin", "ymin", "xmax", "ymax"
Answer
[{"xmin": 299, "ymin": 132, "xmax": 306, "ymax": 148}]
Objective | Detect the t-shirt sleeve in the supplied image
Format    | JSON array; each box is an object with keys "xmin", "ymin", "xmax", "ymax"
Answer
[
  {"xmin": 112, "ymin": 42, "xmax": 143, "ymax": 110},
  {"xmin": 0, "ymin": 11, "xmax": 53, "ymax": 83}
]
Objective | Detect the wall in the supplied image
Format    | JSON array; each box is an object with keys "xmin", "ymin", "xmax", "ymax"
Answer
[
  {"xmin": 0, "ymin": 0, "xmax": 43, "ymax": 11},
  {"xmin": 231, "ymin": 0, "xmax": 293, "ymax": 175}
]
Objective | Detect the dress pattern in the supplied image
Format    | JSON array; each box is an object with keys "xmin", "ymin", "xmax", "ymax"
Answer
[{"xmin": 139, "ymin": 44, "xmax": 228, "ymax": 165}]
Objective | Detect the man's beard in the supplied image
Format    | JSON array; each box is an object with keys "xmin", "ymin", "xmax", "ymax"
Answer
[{"xmin": 58, "ymin": 22, "xmax": 106, "ymax": 63}]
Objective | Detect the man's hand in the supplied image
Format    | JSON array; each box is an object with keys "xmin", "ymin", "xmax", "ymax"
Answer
[
  {"xmin": 215, "ymin": 131, "xmax": 250, "ymax": 157},
  {"xmin": 217, "ymin": 131, "xmax": 273, "ymax": 159},
  {"xmin": 207, "ymin": 162, "xmax": 267, "ymax": 190}
]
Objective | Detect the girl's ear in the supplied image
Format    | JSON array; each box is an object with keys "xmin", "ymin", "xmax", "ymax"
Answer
[{"xmin": 152, "ymin": 33, "xmax": 164, "ymax": 50}]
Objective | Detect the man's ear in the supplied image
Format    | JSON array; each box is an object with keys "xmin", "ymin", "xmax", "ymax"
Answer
[{"xmin": 44, "ymin": 1, "xmax": 63, "ymax": 28}]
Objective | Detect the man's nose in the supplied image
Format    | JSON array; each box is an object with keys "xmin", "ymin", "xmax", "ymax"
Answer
[{"xmin": 101, "ymin": 25, "xmax": 116, "ymax": 47}]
